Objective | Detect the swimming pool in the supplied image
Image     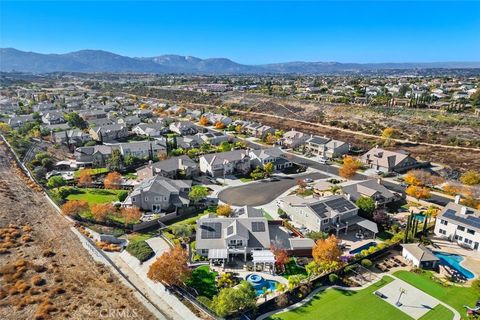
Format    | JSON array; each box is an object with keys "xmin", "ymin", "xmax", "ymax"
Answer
[
  {"xmin": 414, "ymin": 213, "xmax": 426, "ymax": 222},
  {"xmin": 245, "ymin": 274, "xmax": 279, "ymax": 296},
  {"xmin": 434, "ymin": 252, "xmax": 475, "ymax": 279},
  {"xmin": 349, "ymin": 241, "xmax": 377, "ymax": 255}
]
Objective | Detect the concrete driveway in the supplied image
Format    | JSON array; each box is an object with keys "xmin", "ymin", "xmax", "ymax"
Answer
[{"xmin": 218, "ymin": 172, "xmax": 327, "ymax": 206}]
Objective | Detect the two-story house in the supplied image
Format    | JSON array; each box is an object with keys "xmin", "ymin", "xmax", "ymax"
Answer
[
  {"xmin": 434, "ymin": 197, "xmax": 480, "ymax": 251},
  {"xmin": 169, "ymin": 121, "xmax": 198, "ymax": 136},
  {"xmin": 341, "ymin": 179, "xmax": 398, "ymax": 207},
  {"xmin": 89, "ymin": 124, "xmax": 129, "ymax": 142},
  {"xmin": 136, "ymin": 155, "xmax": 199, "ymax": 180},
  {"xmin": 280, "ymin": 129, "xmax": 311, "ymax": 149},
  {"xmin": 248, "ymin": 147, "xmax": 293, "ymax": 170},
  {"xmin": 360, "ymin": 147, "xmax": 421, "ymax": 173},
  {"xmin": 123, "ymin": 176, "xmax": 192, "ymax": 213},
  {"xmin": 199, "ymin": 149, "xmax": 251, "ymax": 177}
]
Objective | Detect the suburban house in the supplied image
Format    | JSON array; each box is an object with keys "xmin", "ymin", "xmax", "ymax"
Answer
[
  {"xmin": 89, "ymin": 124, "xmax": 129, "ymax": 142},
  {"xmin": 244, "ymin": 122, "xmax": 276, "ymax": 139},
  {"xmin": 117, "ymin": 115, "xmax": 141, "ymax": 127},
  {"xmin": 401, "ymin": 243, "xmax": 439, "ymax": 269},
  {"xmin": 75, "ymin": 141, "xmax": 166, "ymax": 166},
  {"xmin": 169, "ymin": 121, "xmax": 198, "ymax": 136},
  {"xmin": 248, "ymin": 147, "xmax": 293, "ymax": 170},
  {"xmin": 195, "ymin": 207, "xmax": 315, "ymax": 262},
  {"xmin": 202, "ymin": 112, "xmax": 233, "ymax": 126},
  {"xmin": 305, "ymin": 136, "xmax": 349, "ymax": 159},
  {"xmin": 8, "ymin": 115, "xmax": 35, "ymax": 128},
  {"xmin": 123, "ymin": 176, "xmax": 192, "ymax": 213},
  {"xmin": 280, "ymin": 129, "xmax": 311, "ymax": 149},
  {"xmin": 87, "ymin": 117, "xmax": 115, "ymax": 127},
  {"xmin": 176, "ymin": 135, "xmax": 203, "ymax": 149},
  {"xmin": 136, "ymin": 155, "xmax": 199, "ymax": 180},
  {"xmin": 79, "ymin": 109, "xmax": 107, "ymax": 120},
  {"xmin": 132, "ymin": 123, "xmax": 168, "ymax": 137},
  {"xmin": 434, "ymin": 197, "xmax": 480, "ymax": 251},
  {"xmin": 197, "ymin": 131, "xmax": 230, "ymax": 146},
  {"xmin": 53, "ymin": 129, "xmax": 92, "ymax": 146},
  {"xmin": 341, "ymin": 179, "xmax": 398, "ymax": 207},
  {"xmin": 278, "ymin": 195, "xmax": 378, "ymax": 237},
  {"xmin": 199, "ymin": 149, "xmax": 251, "ymax": 177},
  {"xmin": 360, "ymin": 147, "xmax": 421, "ymax": 173},
  {"xmin": 134, "ymin": 109, "xmax": 153, "ymax": 119},
  {"xmin": 41, "ymin": 111, "xmax": 66, "ymax": 125}
]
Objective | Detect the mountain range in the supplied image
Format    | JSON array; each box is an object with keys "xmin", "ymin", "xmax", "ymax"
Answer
[{"xmin": 1, "ymin": 48, "xmax": 480, "ymax": 74}]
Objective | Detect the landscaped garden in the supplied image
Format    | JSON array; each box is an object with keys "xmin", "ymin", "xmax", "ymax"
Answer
[
  {"xmin": 73, "ymin": 167, "xmax": 108, "ymax": 178},
  {"xmin": 185, "ymin": 265, "xmax": 218, "ymax": 299},
  {"xmin": 66, "ymin": 187, "xmax": 126, "ymax": 206},
  {"xmin": 282, "ymin": 259, "xmax": 307, "ymax": 278},
  {"xmin": 268, "ymin": 276, "xmax": 454, "ymax": 320},
  {"xmin": 394, "ymin": 270, "xmax": 478, "ymax": 315}
]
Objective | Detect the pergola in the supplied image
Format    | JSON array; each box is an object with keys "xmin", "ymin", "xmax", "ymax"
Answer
[
  {"xmin": 251, "ymin": 250, "xmax": 276, "ymax": 274},
  {"xmin": 208, "ymin": 248, "xmax": 229, "ymax": 268}
]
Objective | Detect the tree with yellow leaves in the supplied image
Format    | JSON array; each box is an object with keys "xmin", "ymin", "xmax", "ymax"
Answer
[
  {"xmin": 216, "ymin": 204, "xmax": 232, "ymax": 217},
  {"xmin": 199, "ymin": 116, "xmax": 209, "ymax": 126},
  {"xmin": 406, "ymin": 185, "xmax": 431, "ymax": 201},
  {"xmin": 339, "ymin": 156, "xmax": 360, "ymax": 179}
]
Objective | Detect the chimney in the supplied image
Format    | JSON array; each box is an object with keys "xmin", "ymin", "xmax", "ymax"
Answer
[
  {"xmin": 377, "ymin": 178, "xmax": 382, "ymax": 185},
  {"xmin": 460, "ymin": 206, "xmax": 468, "ymax": 215},
  {"xmin": 346, "ymin": 194, "xmax": 351, "ymax": 201},
  {"xmin": 454, "ymin": 195, "xmax": 461, "ymax": 204}
]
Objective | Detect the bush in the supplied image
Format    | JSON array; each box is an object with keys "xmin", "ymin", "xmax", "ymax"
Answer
[
  {"xmin": 328, "ymin": 273, "xmax": 339, "ymax": 284},
  {"xmin": 117, "ymin": 190, "xmax": 128, "ymax": 202},
  {"xmin": 197, "ymin": 296, "xmax": 213, "ymax": 309},
  {"xmin": 361, "ymin": 259, "xmax": 373, "ymax": 268},
  {"xmin": 126, "ymin": 241, "xmax": 154, "ymax": 263},
  {"xmin": 471, "ymin": 279, "xmax": 480, "ymax": 292}
]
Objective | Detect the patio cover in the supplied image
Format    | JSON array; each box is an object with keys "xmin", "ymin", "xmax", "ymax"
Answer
[
  {"xmin": 208, "ymin": 248, "xmax": 228, "ymax": 260},
  {"xmin": 251, "ymin": 250, "xmax": 276, "ymax": 264},
  {"xmin": 356, "ymin": 218, "xmax": 379, "ymax": 234}
]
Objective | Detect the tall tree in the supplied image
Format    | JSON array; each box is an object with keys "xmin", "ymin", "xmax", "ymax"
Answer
[
  {"xmin": 312, "ymin": 235, "xmax": 342, "ymax": 269},
  {"xmin": 107, "ymin": 149, "xmax": 123, "ymax": 171},
  {"xmin": 104, "ymin": 171, "xmax": 122, "ymax": 189},
  {"xmin": 339, "ymin": 156, "xmax": 360, "ymax": 179},
  {"xmin": 147, "ymin": 246, "xmax": 191, "ymax": 286}
]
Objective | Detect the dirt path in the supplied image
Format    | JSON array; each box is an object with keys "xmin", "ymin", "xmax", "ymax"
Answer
[{"xmin": 0, "ymin": 142, "xmax": 156, "ymax": 320}]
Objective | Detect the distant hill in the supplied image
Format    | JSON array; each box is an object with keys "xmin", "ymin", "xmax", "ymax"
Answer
[{"xmin": 1, "ymin": 48, "xmax": 479, "ymax": 74}]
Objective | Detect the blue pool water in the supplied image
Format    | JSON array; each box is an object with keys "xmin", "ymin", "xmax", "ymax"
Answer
[
  {"xmin": 245, "ymin": 273, "xmax": 279, "ymax": 296},
  {"xmin": 350, "ymin": 241, "xmax": 377, "ymax": 255},
  {"xmin": 414, "ymin": 213, "xmax": 426, "ymax": 222},
  {"xmin": 434, "ymin": 252, "xmax": 475, "ymax": 279}
]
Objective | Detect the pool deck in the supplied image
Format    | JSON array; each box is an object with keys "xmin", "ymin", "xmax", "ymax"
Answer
[{"xmin": 430, "ymin": 237, "xmax": 480, "ymax": 282}]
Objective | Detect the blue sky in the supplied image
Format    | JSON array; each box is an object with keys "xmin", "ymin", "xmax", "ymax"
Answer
[{"xmin": 1, "ymin": 1, "xmax": 479, "ymax": 64}]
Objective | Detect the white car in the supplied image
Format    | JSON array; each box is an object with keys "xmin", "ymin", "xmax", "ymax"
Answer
[
  {"xmin": 318, "ymin": 158, "xmax": 328, "ymax": 164},
  {"xmin": 303, "ymin": 178, "xmax": 314, "ymax": 183}
]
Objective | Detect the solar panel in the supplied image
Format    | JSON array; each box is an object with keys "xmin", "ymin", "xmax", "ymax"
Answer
[
  {"xmin": 310, "ymin": 203, "xmax": 327, "ymax": 217},
  {"xmin": 200, "ymin": 222, "xmax": 222, "ymax": 239},
  {"xmin": 326, "ymin": 198, "xmax": 355, "ymax": 212},
  {"xmin": 251, "ymin": 221, "xmax": 265, "ymax": 232},
  {"xmin": 443, "ymin": 210, "xmax": 480, "ymax": 229}
]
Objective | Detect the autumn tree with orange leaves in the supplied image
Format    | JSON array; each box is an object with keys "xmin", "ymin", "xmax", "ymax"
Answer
[
  {"xmin": 215, "ymin": 121, "xmax": 225, "ymax": 129},
  {"xmin": 120, "ymin": 207, "xmax": 141, "ymax": 226},
  {"xmin": 406, "ymin": 185, "xmax": 431, "ymax": 201},
  {"xmin": 61, "ymin": 200, "xmax": 89, "ymax": 218},
  {"xmin": 199, "ymin": 116, "xmax": 209, "ymax": 126},
  {"xmin": 147, "ymin": 245, "xmax": 191, "ymax": 286},
  {"xmin": 339, "ymin": 156, "xmax": 360, "ymax": 179},
  {"xmin": 312, "ymin": 235, "xmax": 342, "ymax": 266},
  {"xmin": 271, "ymin": 245, "xmax": 289, "ymax": 273},
  {"xmin": 104, "ymin": 171, "xmax": 122, "ymax": 189},
  {"xmin": 77, "ymin": 169, "xmax": 92, "ymax": 187},
  {"xmin": 91, "ymin": 203, "xmax": 116, "ymax": 221}
]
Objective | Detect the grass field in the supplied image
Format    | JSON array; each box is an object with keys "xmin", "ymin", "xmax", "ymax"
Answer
[
  {"xmin": 268, "ymin": 276, "xmax": 453, "ymax": 320},
  {"xmin": 394, "ymin": 270, "xmax": 478, "ymax": 315},
  {"xmin": 282, "ymin": 259, "xmax": 307, "ymax": 278},
  {"xmin": 66, "ymin": 188, "xmax": 123, "ymax": 206},
  {"xmin": 185, "ymin": 265, "xmax": 218, "ymax": 299},
  {"xmin": 73, "ymin": 167, "xmax": 108, "ymax": 178}
]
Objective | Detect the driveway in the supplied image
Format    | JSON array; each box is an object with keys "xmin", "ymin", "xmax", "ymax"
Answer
[{"xmin": 218, "ymin": 172, "xmax": 327, "ymax": 206}]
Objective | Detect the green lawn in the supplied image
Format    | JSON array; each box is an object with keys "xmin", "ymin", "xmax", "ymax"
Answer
[
  {"xmin": 394, "ymin": 270, "xmax": 478, "ymax": 315},
  {"xmin": 128, "ymin": 231, "xmax": 156, "ymax": 244},
  {"xmin": 66, "ymin": 188, "xmax": 123, "ymax": 206},
  {"xmin": 185, "ymin": 265, "xmax": 218, "ymax": 299},
  {"xmin": 282, "ymin": 259, "xmax": 307, "ymax": 278},
  {"xmin": 268, "ymin": 276, "xmax": 453, "ymax": 320},
  {"xmin": 73, "ymin": 167, "xmax": 108, "ymax": 178}
]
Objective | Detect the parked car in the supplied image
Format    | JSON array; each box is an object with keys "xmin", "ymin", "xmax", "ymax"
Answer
[
  {"xmin": 303, "ymin": 178, "xmax": 313, "ymax": 183},
  {"xmin": 318, "ymin": 158, "xmax": 328, "ymax": 164}
]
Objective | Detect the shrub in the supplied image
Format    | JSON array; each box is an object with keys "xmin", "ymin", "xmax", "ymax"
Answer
[
  {"xmin": 117, "ymin": 190, "xmax": 128, "ymax": 202},
  {"xmin": 126, "ymin": 240, "xmax": 154, "ymax": 263},
  {"xmin": 197, "ymin": 296, "xmax": 213, "ymax": 309},
  {"xmin": 275, "ymin": 294, "xmax": 289, "ymax": 307},
  {"xmin": 471, "ymin": 279, "xmax": 480, "ymax": 292},
  {"xmin": 361, "ymin": 259, "xmax": 373, "ymax": 268},
  {"xmin": 328, "ymin": 273, "xmax": 339, "ymax": 284}
]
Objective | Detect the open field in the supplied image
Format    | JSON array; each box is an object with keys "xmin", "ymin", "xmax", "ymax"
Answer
[
  {"xmin": 268, "ymin": 276, "xmax": 453, "ymax": 320},
  {"xmin": 0, "ymin": 143, "xmax": 155, "ymax": 320}
]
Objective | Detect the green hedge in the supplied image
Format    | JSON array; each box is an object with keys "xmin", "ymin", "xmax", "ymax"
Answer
[{"xmin": 126, "ymin": 240, "xmax": 154, "ymax": 262}]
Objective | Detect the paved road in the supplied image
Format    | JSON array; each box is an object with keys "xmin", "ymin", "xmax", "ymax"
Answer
[{"xmin": 218, "ymin": 172, "xmax": 328, "ymax": 206}]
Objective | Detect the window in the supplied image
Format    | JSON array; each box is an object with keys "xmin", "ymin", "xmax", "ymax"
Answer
[
  {"xmin": 440, "ymin": 220, "xmax": 448, "ymax": 226},
  {"xmin": 454, "ymin": 235, "xmax": 463, "ymax": 241},
  {"xmin": 467, "ymin": 229, "xmax": 475, "ymax": 235},
  {"xmin": 131, "ymin": 197, "xmax": 136, "ymax": 202},
  {"xmin": 144, "ymin": 197, "xmax": 148, "ymax": 201},
  {"xmin": 457, "ymin": 226, "xmax": 465, "ymax": 232},
  {"xmin": 322, "ymin": 219, "xmax": 329, "ymax": 224},
  {"xmin": 464, "ymin": 238, "xmax": 473, "ymax": 245},
  {"xmin": 152, "ymin": 204, "xmax": 161, "ymax": 212},
  {"xmin": 155, "ymin": 196, "xmax": 160, "ymax": 202},
  {"xmin": 439, "ymin": 229, "xmax": 446, "ymax": 235}
]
